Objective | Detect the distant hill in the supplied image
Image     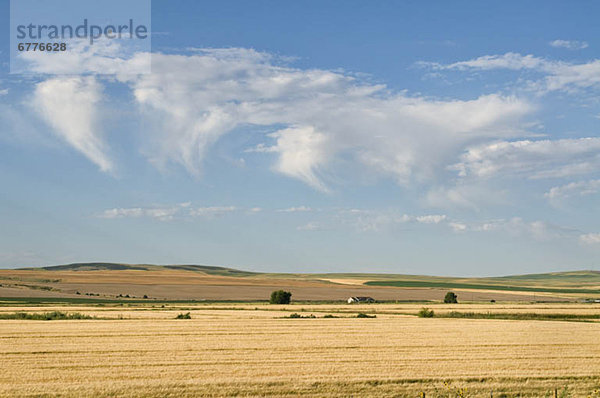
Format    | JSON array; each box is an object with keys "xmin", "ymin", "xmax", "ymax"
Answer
[
  {"xmin": 364, "ymin": 270, "xmax": 600, "ymax": 295},
  {"xmin": 22, "ymin": 262, "xmax": 259, "ymax": 277},
  {"xmin": 18, "ymin": 263, "xmax": 600, "ymax": 285},
  {"xmin": 4, "ymin": 263, "xmax": 599, "ymax": 300},
  {"xmin": 490, "ymin": 270, "xmax": 600, "ymax": 282}
]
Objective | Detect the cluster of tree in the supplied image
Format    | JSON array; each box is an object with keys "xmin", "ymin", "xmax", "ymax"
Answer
[
  {"xmin": 444, "ymin": 292, "xmax": 458, "ymax": 303},
  {"xmin": 270, "ymin": 290, "xmax": 292, "ymax": 304}
]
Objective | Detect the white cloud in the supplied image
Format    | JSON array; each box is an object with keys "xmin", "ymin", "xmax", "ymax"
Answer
[
  {"xmin": 545, "ymin": 179, "xmax": 600, "ymax": 201},
  {"xmin": 17, "ymin": 39, "xmax": 150, "ymax": 75},
  {"xmin": 425, "ymin": 184, "xmax": 508, "ymax": 210},
  {"xmin": 98, "ymin": 202, "xmax": 230, "ymax": 221},
  {"xmin": 435, "ymin": 52, "xmax": 546, "ymax": 71},
  {"xmin": 17, "ymin": 48, "xmax": 600, "ymax": 197},
  {"xmin": 338, "ymin": 209, "xmax": 448, "ymax": 232},
  {"xmin": 452, "ymin": 217, "xmax": 576, "ymax": 241},
  {"xmin": 415, "ymin": 214, "xmax": 447, "ymax": 224},
  {"xmin": 0, "ymin": 88, "xmax": 8, "ymax": 96},
  {"xmin": 258, "ymin": 126, "xmax": 329, "ymax": 191},
  {"xmin": 33, "ymin": 76, "xmax": 113, "ymax": 173},
  {"xmin": 123, "ymin": 49, "xmax": 532, "ymax": 190},
  {"xmin": 580, "ymin": 233, "xmax": 600, "ymax": 245},
  {"xmin": 448, "ymin": 222, "xmax": 467, "ymax": 232},
  {"xmin": 425, "ymin": 52, "xmax": 600, "ymax": 93},
  {"xmin": 297, "ymin": 221, "xmax": 322, "ymax": 231},
  {"xmin": 543, "ymin": 60, "xmax": 600, "ymax": 92},
  {"xmin": 99, "ymin": 204, "xmax": 184, "ymax": 221},
  {"xmin": 277, "ymin": 206, "xmax": 312, "ymax": 213},
  {"xmin": 189, "ymin": 206, "xmax": 237, "ymax": 218},
  {"xmin": 323, "ymin": 208, "xmax": 580, "ymax": 243},
  {"xmin": 22, "ymin": 48, "xmax": 537, "ymax": 190},
  {"xmin": 452, "ymin": 138, "xmax": 600, "ymax": 180},
  {"xmin": 549, "ymin": 40, "xmax": 589, "ymax": 50}
]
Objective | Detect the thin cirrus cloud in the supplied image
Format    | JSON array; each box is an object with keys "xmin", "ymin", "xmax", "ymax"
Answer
[
  {"xmin": 32, "ymin": 76, "xmax": 113, "ymax": 173},
  {"xmin": 545, "ymin": 179, "xmax": 600, "ymax": 201},
  {"xmin": 549, "ymin": 40, "xmax": 589, "ymax": 50},
  {"xmin": 188, "ymin": 206, "xmax": 237, "ymax": 218},
  {"xmin": 98, "ymin": 203, "xmax": 236, "ymax": 221},
  {"xmin": 329, "ymin": 208, "xmax": 580, "ymax": 242},
  {"xmin": 422, "ymin": 52, "xmax": 600, "ymax": 93},
  {"xmin": 338, "ymin": 209, "xmax": 448, "ymax": 232},
  {"xmin": 26, "ymin": 47, "xmax": 533, "ymax": 192},
  {"xmin": 451, "ymin": 138, "xmax": 600, "ymax": 180},
  {"xmin": 277, "ymin": 206, "xmax": 312, "ymax": 213},
  {"xmin": 580, "ymin": 233, "xmax": 600, "ymax": 245},
  {"xmin": 129, "ymin": 49, "xmax": 533, "ymax": 191},
  {"xmin": 451, "ymin": 217, "xmax": 578, "ymax": 242},
  {"xmin": 96, "ymin": 202, "xmax": 594, "ymax": 246},
  {"xmin": 22, "ymin": 47, "xmax": 600, "ymax": 213}
]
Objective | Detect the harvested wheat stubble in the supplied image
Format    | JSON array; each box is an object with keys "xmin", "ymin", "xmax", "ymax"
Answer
[{"xmin": 1, "ymin": 303, "xmax": 600, "ymax": 397}]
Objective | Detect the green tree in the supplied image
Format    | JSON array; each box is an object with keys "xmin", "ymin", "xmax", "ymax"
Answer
[
  {"xmin": 444, "ymin": 292, "xmax": 458, "ymax": 304},
  {"xmin": 270, "ymin": 290, "xmax": 292, "ymax": 304}
]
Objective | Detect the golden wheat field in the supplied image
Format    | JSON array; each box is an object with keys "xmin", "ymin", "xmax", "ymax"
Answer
[{"xmin": 1, "ymin": 303, "xmax": 600, "ymax": 397}]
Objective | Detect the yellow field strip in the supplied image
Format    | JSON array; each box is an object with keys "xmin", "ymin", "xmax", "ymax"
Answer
[{"xmin": 0, "ymin": 304, "xmax": 599, "ymax": 396}]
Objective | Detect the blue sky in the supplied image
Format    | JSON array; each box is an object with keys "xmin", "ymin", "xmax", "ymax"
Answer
[{"xmin": 0, "ymin": 0, "xmax": 599, "ymax": 275}]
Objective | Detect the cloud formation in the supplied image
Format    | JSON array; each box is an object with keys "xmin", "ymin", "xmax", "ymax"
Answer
[
  {"xmin": 425, "ymin": 52, "xmax": 600, "ymax": 93},
  {"xmin": 549, "ymin": 40, "xmax": 589, "ymax": 50},
  {"xmin": 101, "ymin": 203, "xmax": 241, "ymax": 221},
  {"xmin": 33, "ymin": 76, "xmax": 113, "ymax": 172},
  {"xmin": 452, "ymin": 138, "xmax": 600, "ymax": 180},
  {"xmin": 277, "ymin": 206, "xmax": 312, "ymax": 213},
  {"xmin": 124, "ymin": 49, "xmax": 532, "ymax": 190},
  {"xmin": 545, "ymin": 179, "xmax": 600, "ymax": 201},
  {"xmin": 19, "ymin": 47, "xmax": 600, "ymax": 205},
  {"xmin": 99, "ymin": 203, "xmax": 192, "ymax": 221},
  {"xmin": 580, "ymin": 233, "xmax": 600, "ymax": 245}
]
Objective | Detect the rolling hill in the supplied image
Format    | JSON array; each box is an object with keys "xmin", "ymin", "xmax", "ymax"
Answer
[{"xmin": 0, "ymin": 262, "xmax": 597, "ymax": 302}]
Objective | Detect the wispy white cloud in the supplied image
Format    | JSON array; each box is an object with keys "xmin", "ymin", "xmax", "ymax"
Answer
[
  {"xmin": 545, "ymin": 179, "xmax": 600, "ymax": 202},
  {"xmin": 427, "ymin": 52, "xmax": 546, "ymax": 71},
  {"xmin": 0, "ymin": 88, "xmax": 8, "ymax": 96},
  {"xmin": 452, "ymin": 138, "xmax": 600, "ymax": 180},
  {"xmin": 450, "ymin": 217, "xmax": 578, "ymax": 242},
  {"xmin": 448, "ymin": 222, "xmax": 468, "ymax": 232},
  {"xmin": 32, "ymin": 76, "xmax": 113, "ymax": 173},
  {"xmin": 423, "ymin": 52, "xmax": 600, "ymax": 93},
  {"xmin": 415, "ymin": 214, "xmax": 447, "ymax": 224},
  {"xmin": 189, "ymin": 206, "xmax": 237, "ymax": 218},
  {"xmin": 22, "ymin": 47, "xmax": 538, "ymax": 192},
  {"xmin": 100, "ymin": 207, "xmax": 144, "ymax": 219},
  {"xmin": 17, "ymin": 39, "xmax": 150, "ymax": 75},
  {"xmin": 580, "ymin": 233, "xmax": 600, "ymax": 245},
  {"xmin": 125, "ymin": 49, "xmax": 531, "ymax": 190},
  {"xmin": 338, "ymin": 209, "xmax": 448, "ymax": 232},
  {"xmin": 425, "ymin": 184, "xmax": 508, "ymax": 210},
  {"xmin": 98, "ymin": 202, "xmax": 237, "ymax": 221},
  {"xmin": 254, "ymin": 126, "xmax": 330, "ymax": 191},
  {"xmin": 277, "ymin": 206, "xmax": 312, "ymax": 213},
  {"xmin": 321, "ymin": 207, "xmax": 582, "ymax": 243},
  {"xmin": 297, "ymin": 221, "xmax": 322, "ymax": 231},
  {"xmin": 549, "ymin": 40, "xmax": 588, "ymax": 50},
  {"xmin": 24, "ymin": 47, "xmax": 600, "ymax": 202},
  {"xmin": 98, "ymin": 203, "xmax": 190, "ymax": 221}
]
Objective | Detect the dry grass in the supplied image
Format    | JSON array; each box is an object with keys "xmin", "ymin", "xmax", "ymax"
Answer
[{"xmin": 1, "ymin": 303, "xmax": 600, "ymax": 397}]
